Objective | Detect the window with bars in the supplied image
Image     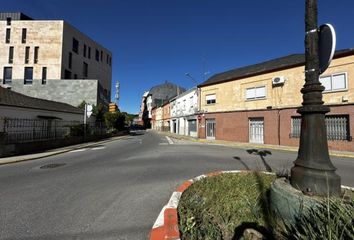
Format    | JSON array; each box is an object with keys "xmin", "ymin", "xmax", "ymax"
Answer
[{"xmin": 290, "ymin": 115, "xmax": 351, "ymax": 141}]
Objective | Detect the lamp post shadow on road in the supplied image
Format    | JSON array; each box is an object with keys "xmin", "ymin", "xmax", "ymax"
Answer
[{"xmin": 290, "ymin": 0, "xmax": 341, "ymax": 197}]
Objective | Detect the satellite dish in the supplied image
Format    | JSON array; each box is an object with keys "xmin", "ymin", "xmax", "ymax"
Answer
[{"xmin": 319, "ymin": 23, "xmax": 336, "ymax": 74}]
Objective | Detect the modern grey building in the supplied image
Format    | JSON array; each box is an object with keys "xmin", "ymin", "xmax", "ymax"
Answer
[{"xmin": 0, "ymin": 12, "xmax": 112, "ymax": 107}]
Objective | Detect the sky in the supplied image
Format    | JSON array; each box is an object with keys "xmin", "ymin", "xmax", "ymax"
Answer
[{"xmin": 3, "ymin": 0, "xmax": 354, "ymax": 114}]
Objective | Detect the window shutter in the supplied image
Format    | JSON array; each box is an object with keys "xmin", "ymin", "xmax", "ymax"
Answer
[
  {"xmin": 320, "ymin": 76, "xmax": 331, "ymax": 91},
  {"xmin": 255, "ymin": 86, "xmax": 266, "ymax": 98},
  {"xmin": 332, "ymin": 73, "xmax": 346, "ymax": 90}
]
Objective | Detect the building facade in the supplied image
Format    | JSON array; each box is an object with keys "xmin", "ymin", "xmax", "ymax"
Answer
[
  {"xmin": 197, "ymin": 49, "xmax": 354, "ymax": 151},
  {"xmin": 0, "ymin": 12, "xmax": 112, "ymax": 106},
  {"xmin": 170, "ymin": 87, "xmax": 198, "ymax": 137}
]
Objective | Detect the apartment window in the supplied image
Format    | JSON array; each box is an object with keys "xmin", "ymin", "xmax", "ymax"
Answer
[
  {"xmin": 83, "ymin": 62, "xmax": 88, "ymax": 78},
  {"xmin": 290, "ymin": 115, "xmax": 350, "ymax": 141},
  {"xmin": 3, "ymin": 67, "xmax": 12, "ymax": 84},
  {"xmin": 69, "ymin": 52, "xmax": 72, "ymax": 69},
  {"xmin": 64, "ymin": 69, "xmax": 71, "ymax": 79},
  {"xmin": 320, "ymin": 73, "xmax": 347, "ymax": 92},
  {"xmin": 106, "ymin": 54, "xmax": 109, "ymax": 64},
  {"xmin": 190, "ymin": 96, "xmax": 193, "ymax": 108},
  {"xmin": 24, "ymin": 67, "xmax": 33, "ymax": 84},
  {"xmin": 41, "ymin": 67, "xmax": 47, "ymax": 84},
  {"xmin": 100, "ymin": 50, "xmax": 103, "ymax": 62},
  {"xmin": 206, "ymin": 94, "xmax": 216, "ymax": 105},
  {"xmin": 6, "ymin": 17, "xmax": 11, "ymax": 26},
  {"xmin": 72, "ymin": 38, "xmax": 79, "ymax": 54},
  {"xmin": 83, "ymin": 44, "xmax": 87, "ymax": 57},
  {"xmin": 5, "ymin": 28, "xmax": 10, "ymax": 43},
  {"xmin": 88, "ymin": 47, "xmax": 91, "ymax": 59},
  {"xmin": 8, "ymin": 46, "xmax": 14, "ymax": 64},
  {"xmin": 25, "ymin": 46, "xmax": 30, "ymax": 64},
  {"xmin": 109, "ymin": 57, "xmax": 112, "ymax": 66},
  {"xmin": 95, "ymin": 49, "xmax": 99, "ymax": 61},
  {"xmin": 246, "ymin": 86, "xmax": 266, "ymax": 100},
  {"xmin": 34, "ymin": 46, "xmax": 39, "ymax": 64},
  {"xmin": 22, "ymin": 28, "xmax": 27, "ymax": 44}
]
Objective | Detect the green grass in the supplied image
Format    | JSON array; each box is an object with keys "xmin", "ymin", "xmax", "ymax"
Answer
[{"xmin": 177, "ymin": 172, "xmax": 277, "ymax": 240}]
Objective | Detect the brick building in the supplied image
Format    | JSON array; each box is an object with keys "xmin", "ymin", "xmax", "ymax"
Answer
[{"xmin": 197, "ymin": 49, "xmax": 354, "ymax": 152}]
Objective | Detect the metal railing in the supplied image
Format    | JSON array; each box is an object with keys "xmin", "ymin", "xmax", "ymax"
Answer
[{"xmin": 0, "ymin": 118, "xmax": 107, "ymax": 144}]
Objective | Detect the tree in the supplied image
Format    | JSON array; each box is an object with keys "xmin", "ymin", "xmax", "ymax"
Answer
[
  {"xmin": 92, "ymin": 103, "xmax": 106, "ymax": 123},
  {"xmin": 104, "ymin": 111, "xmax": 126, "ymax": 131}
]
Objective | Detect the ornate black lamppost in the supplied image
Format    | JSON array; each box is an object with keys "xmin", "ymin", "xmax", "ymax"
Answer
[{"xmin": 290, "ymin": 0, "xmax": 341, "ymax": 196}]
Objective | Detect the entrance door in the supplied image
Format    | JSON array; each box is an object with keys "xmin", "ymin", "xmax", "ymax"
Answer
[
  {"xmin": 206, "ymin": 119, "xmax": 216, "ymax": 140},
  {"xmin": 249, "ymin": 118, "xmax": 264, "ymax": 144}
]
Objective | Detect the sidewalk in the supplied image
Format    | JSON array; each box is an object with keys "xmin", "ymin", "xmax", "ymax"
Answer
[
  {"xmin": 0, "ymin": 135, "xmax": 128, "ymax": 165},
  {"xmin": 157, "ymin": 131, "xmax": 354, "ymax": 159}
]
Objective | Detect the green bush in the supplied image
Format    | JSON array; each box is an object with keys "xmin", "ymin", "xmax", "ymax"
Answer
[
  {"xmin": 68, "ymin": 124, "xmax": 90, "ymax": 137},
  {"xmin": 104, "ymin": 112, "xmax": 126, "ymax": 131},
  {"xmin": 283, "ymin": 198, "xmax": 354, "ymax": 240}
]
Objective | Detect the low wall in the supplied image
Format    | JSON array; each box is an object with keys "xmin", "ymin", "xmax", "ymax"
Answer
[{"xmin": 0, "ymin": 133, "xmax": 117, "ymax": 158}]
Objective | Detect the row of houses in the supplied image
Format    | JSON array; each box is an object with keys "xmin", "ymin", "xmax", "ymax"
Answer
[{"xmin": 150, "ymin": 48, "xmax": 354, "ymax": 152}]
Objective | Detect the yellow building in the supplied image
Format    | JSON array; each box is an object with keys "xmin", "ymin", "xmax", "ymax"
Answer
[{"xmin": 198, "ymin": 49, "xmax": 354, "ymax": 152}]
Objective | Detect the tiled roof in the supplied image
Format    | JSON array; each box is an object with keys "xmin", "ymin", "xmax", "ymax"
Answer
[
  {"xmin": 0, "ymin": 87, "xmax": 83, "ymax": 114},
  {"xmin": 198, "ymin": 48, "xmax": 354, "ymax": 87}
]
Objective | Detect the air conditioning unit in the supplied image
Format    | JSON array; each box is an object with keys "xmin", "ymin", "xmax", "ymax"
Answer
[{"xmin": 272, "ymin": 76, "xmax": 285, "ymax": 86}]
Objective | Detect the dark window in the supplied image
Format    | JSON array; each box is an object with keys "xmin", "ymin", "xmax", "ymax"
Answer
[
  {"xmin": 83, "ymin": 62, "xmax": 88, "ymax": 78},
  {"xmin": 42, "ymin": 67, "xmax": 47, "ymax": 84},
  {"xmin": 88, "ymin": 47, "xmax": 91, "ymax": 59},
  {"xmin": 6, "ymin": 17, "xmax": 11, "ymax": 26},
  {"xmin": 95, "ymin": 49, "xmax": 99, "ymax": 61},
  {"xmin": 74, "ymin": 74, "xmax": 78, "ymax": 79},
  {"xmin": 22, "ymin": 28, "xmax": 27, "ymax": 44},
  {"xmin": 24, "ymin": 67, "xmax": 33, "ymax": 84},
  {"xmin": 25, "ymin": 46, "xmax": 30, "ymax": 64},
  {"xmin": 100, "ymin": 50, "xmax": 103, "ymax": 61},
  {"xmin": 3, "ymin": 67, "xmax": 12, "ymax": 84},
  {"xmin": 109, "ymin": 57, "xmax": 112, "ymax": 66},
  {"xmin": 106, "ymin": 54, "xmax": 109, "ymax": 64},
  {"xmin": 72, "ymin": 38, "xmax": 79, "ymax": 54},
  {"xmin": 83, "ymin": 44, "xmax": 87, "ymax": 57},
  {"xmin": 290, "ymin": 115, "xmax": 351, "ymax": 141},
  {"xmin": 8, "ymin": 46, "xmax": 14, "ymax": 64},
  {"xmin": 64, "ymin": 69, "xmax": 71, "ymax": 79},
  {"xmin": 5, "ymin": 28, "xmax": 10, "ymax": 43},
  {"xmin": 69, "ymin": 52, "xmax": 72, "ymax": 69},
  {"xmin": 34, "ymin": 46, "xmax": 39, "ymax": 64}
]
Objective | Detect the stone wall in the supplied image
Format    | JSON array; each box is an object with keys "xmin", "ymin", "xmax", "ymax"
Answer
[{"xmin": 1, "ymin": 78, "xmax": 98, "ymax": 107}]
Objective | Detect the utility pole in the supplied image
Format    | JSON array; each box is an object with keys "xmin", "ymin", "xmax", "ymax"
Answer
[{"xmin": 290, "ymin": 0, "xmax": 341, "ymax": 196}]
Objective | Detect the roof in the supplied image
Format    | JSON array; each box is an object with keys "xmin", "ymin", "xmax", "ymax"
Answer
[
  {"xmin": 199, "ymin": 48, "xmax": 354, "ymax": 87},
  {"xmin": 148, "ymin": 82, "xmax": 186, "ymax": 108},
  {"xmin": 0, "ymin": 87, "xmax": 83, "ymax": 114}
]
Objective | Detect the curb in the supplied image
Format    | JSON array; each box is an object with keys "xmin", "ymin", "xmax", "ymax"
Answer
[
  {"xmin": 157, "ymin": 131, "xmax": 354, "ymax": 159},
  {"xmin": 0, "ymin": 135, "xmax": 129, "ymax": 165},
  {"xmin": 149, "ymin": 170, "xmax": 354, "ymax": 240}
]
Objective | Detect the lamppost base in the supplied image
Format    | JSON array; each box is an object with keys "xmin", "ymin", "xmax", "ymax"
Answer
[{"xmin": 291, "ymin": 165, "xmax": 341, "ymax": 196}]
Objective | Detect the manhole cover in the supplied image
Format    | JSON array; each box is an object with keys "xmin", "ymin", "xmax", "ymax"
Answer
[{"xmin": 40, "ymin": 163, "xmax": 66, "ymax": 169}]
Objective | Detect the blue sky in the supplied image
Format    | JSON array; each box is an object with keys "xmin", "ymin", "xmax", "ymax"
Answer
[{"xmin": 3, "ymin": 0, "xmax": 354, "ymax": 113}]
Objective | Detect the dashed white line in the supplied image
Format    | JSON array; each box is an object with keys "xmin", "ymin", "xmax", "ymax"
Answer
[
  {"xmin": 91, "ymin": 147, "xmax": 106, "ymax": 150},
  {"xmin": 165, "ymin": 136, "xmax": 174, "ymax": 144},
  {"xmin": 69, "ymin": 149, "xmax": 87, "ymax": 153},
  {"xmin": 159, "ymin": 143, "xmax": 168, "ymax": 145}
]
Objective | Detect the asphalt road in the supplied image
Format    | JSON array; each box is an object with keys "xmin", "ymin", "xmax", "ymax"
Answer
[{"xmin": 0, "ymin": 131, "xmax": 353, "ymax": 240}]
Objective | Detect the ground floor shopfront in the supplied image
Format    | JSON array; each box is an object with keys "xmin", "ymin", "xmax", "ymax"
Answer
[
  {"xmin": 170, "ymin": 116, "xmax": 198, "ymax": 137},
  {"xmin": 197, "ymin": 104, "xmax": 354, "ymax": 152}
]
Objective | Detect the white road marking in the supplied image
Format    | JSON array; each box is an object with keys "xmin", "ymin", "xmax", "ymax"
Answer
[
  {"xmin": 69, "ymin": 149, "xmax": 87, "ymax": 153},
  {"xmin": 159, "ymin": 143, "xmax": 168, "ymax": 145},
  {"xmin": 91, "ymin": 146, "xmax": 106, "ymax": 150},
  {"xmin": 165, "ymin": 136, "xmax": 174, "ymax": 144}
]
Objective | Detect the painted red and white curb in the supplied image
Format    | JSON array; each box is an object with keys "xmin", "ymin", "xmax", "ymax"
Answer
[{"xmin": 149, "ymin": 170, "xmax": 354, "ymax": 240}]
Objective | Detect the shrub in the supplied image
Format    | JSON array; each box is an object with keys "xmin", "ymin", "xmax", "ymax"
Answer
[
  {"xmin": 68, "ymin": 124, "xmax": 90, "ymax": 137},
  {"xmin": 104, "ymin": 112, "xmax": 126, "ymax": 131}
]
